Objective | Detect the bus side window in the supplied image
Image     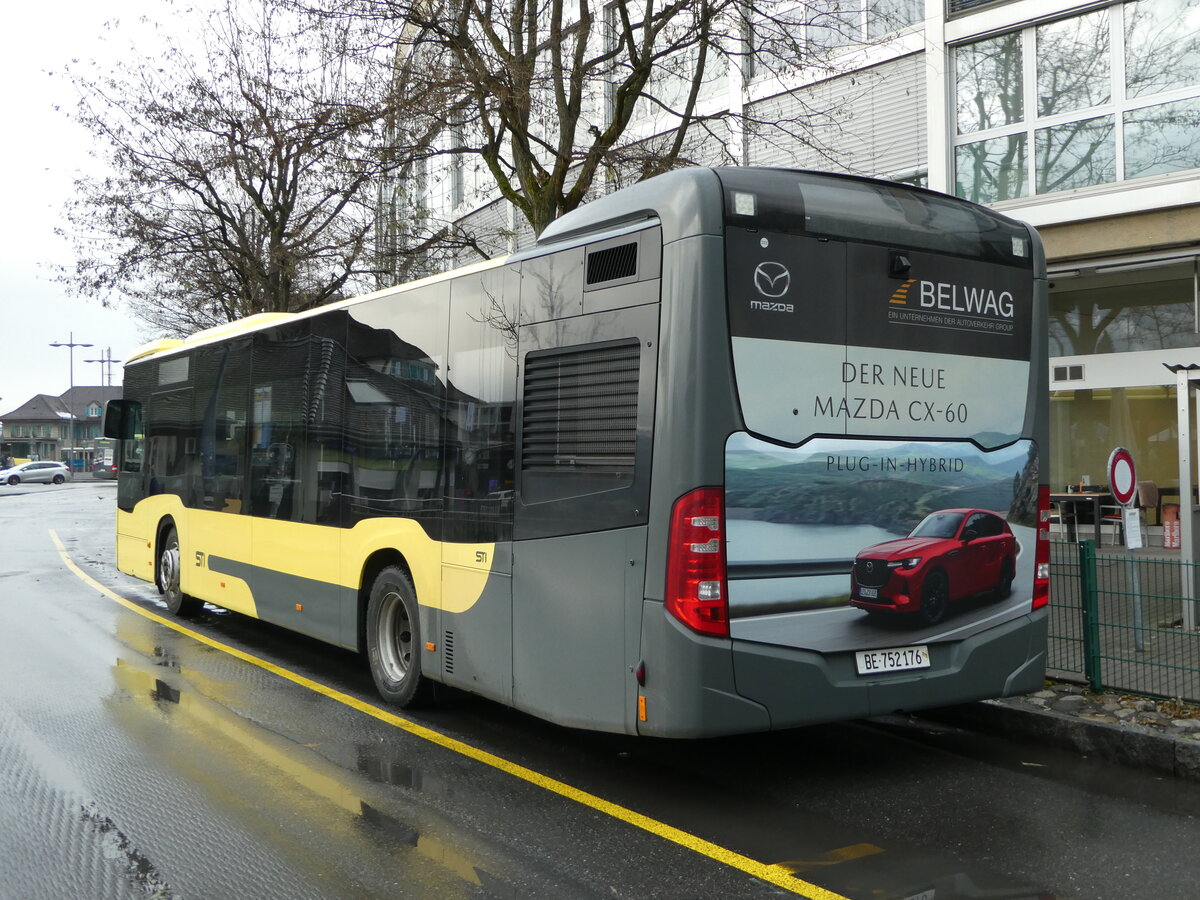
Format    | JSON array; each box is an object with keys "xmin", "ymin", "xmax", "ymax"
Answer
[
  {"xmin": 249, "ymin": 324, "xmax": 310, "ymax": 521},
  {"xmin": 146, "ymin": 386, "xmax": 194, "ymax": 499},
  {"xmin": 445, "ymin": 265, "xmax": 519, "ymax": 542},
  {"xmin": 344, "ymin": 285, "xmax": 451, "ymax": 530},
  {"xmin": 193, "ymin": 340, "xmax": 250, "ymax": 515}
]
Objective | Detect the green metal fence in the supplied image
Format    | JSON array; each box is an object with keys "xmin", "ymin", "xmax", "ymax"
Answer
[{"xmin": 1048, "ymin": 540, "xmax": 1200, "ymax": 702}]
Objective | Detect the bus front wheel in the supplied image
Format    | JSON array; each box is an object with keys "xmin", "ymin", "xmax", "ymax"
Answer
[
  {"xmin": 157, "ymin": 526, "xmax": 203, "ymax": 617},
  {"xmin": 366, "ymin": 566, "xmax": 429, "ymax": 707}
]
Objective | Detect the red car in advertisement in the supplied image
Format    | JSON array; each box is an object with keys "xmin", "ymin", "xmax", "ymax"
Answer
[{"xmin": 850, "ymin": 509, "xmax": 1018, "ymax": 626}]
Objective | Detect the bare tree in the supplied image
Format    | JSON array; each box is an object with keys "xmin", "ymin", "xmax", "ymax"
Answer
[
  {"xmin": 58, "ymin": 0, "xmax": 397, "ymax": 335},
  {"xmin": 306, "ymin": 0, "xmax": 903, "ymax": 261}
]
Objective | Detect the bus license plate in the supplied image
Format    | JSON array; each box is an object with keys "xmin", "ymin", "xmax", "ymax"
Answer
[
  {"xmin": 858, "ymin": 587, "xmax": 878, "ymax": 599},
  {"xmin": 855, "ymin": 645, "xmax": 930, "ymax": 675}
]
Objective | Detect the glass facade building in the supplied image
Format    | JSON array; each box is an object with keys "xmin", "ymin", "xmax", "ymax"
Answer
[{"xmin": 414, "ymin": 0, "xmax": 1200, "ymax": 514}]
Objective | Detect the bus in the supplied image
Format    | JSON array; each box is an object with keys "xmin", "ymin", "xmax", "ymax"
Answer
[{"xmin": 105, "ymin": 167, "xmax": 1049, "ymax": 738}]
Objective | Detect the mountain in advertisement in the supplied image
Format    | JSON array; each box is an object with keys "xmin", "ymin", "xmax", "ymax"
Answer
[{"xmin": 727, "ymin": 439, "xmax": 1036, "ymax": 537}]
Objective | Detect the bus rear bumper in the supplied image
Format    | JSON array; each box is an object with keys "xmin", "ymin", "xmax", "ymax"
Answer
[
  {"xmin": 731, "ymin": 608, "xmax": 1049, "ymax": 731},
  {"xmin": 636, "ymin": 604, "xmax": 1047, "ymax": 738}
]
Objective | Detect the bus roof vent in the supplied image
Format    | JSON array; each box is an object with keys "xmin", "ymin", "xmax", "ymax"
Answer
[
  {"xmin": 586, "ymin": 242, "xmax": 638, "ymax": 286},
  {"xmin": 522, "ymin": 340, "xmax": 640, "ymax": 474}
]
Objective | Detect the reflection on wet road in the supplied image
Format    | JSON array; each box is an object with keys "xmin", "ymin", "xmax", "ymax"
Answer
[
  {"xmin": 49, "ymin": 529, "xmax": 838, "ymax": 899},
  {"xmin": 3, "ymin": 484, "xmax": 1199, "ymax": 899}
]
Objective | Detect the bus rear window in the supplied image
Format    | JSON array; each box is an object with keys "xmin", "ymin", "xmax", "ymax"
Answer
[{"xmin": 718, "ymin": 168, "xmax": 1032, "ymax": 267}]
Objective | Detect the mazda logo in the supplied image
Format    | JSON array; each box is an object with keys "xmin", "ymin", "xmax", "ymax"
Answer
[{"xmin": 753, "ymin": 262, "xmax": 791, "ymax": 298}]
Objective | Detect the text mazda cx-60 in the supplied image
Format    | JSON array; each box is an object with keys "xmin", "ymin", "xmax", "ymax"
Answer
[{"xmin": 850, "ymin": 508, "xmax": 1018, "ymax": 626}]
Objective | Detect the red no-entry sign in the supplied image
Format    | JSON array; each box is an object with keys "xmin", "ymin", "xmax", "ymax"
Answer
[{"xmin": 1108, "ymin": 447, "xmax": 1137, "ymax": 506}]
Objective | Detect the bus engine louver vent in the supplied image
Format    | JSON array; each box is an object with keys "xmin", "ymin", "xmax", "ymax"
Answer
[
  {"xmin": 586, "ymin": 242, "xmax": 638, "ymax": 285},
  {"xmin": 522, "ymin": 341, "xmax": 640, "ymax": 474},
  {"xmin": 443, "ymin": 630, "xmax": 454, "ymax": 674}
]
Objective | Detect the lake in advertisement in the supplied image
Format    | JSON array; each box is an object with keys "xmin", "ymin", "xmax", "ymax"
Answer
[{"xmin": 725, "ymin": 434, "xmax": 1039, "ymax": 653}]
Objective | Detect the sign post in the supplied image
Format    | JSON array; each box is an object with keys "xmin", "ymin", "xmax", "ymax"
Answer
[{"xmin": 1108, "ymin": 447, "xmax": 1144, "ymax": 652}]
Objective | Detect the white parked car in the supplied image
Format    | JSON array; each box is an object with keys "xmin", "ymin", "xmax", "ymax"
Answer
[{"xmin": 1, "ymin": 461, "xmax": 73, "ymax": 485}]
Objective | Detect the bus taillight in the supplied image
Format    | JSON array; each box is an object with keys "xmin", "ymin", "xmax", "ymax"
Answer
[
  {"xmin": 665, "ymin": 487, "xmax": 730, "ymax": 638},
  {"xmin": 1034, "ymin": 485, "xmax": 1051, "ymax": 610}
]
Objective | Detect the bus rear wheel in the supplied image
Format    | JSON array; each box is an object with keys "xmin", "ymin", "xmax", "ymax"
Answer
[
  {"xmin": 158, "ymin": 526, "xmax": 203, "ymax": 617},
  {"xmin": 366, "ymin": 566, "xmax": 430, "ymax": 707}
]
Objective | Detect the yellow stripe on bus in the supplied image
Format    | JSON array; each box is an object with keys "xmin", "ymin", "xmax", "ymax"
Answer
[{"xmin": 51, "ymin": 529, "xmax": 851, "ymax": 900}]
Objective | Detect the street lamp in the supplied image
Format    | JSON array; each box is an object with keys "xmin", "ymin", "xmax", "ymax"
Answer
[
  {"xmin": 49, "ymin": 333, "xmax": 93, "ymax": 468},
  {"xmin": 84, "ymin": 347, "xmax": 120, "ymax": 387}
]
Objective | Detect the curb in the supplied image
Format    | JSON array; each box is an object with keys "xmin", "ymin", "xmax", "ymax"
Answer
[{"xmin": 929, "ymin": 699, "xmax": 1200, "ymax": 782}]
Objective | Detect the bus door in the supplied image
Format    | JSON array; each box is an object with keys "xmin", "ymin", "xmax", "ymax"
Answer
[{"xmin": 437, "ymin": 267, "xmax": 521, "ymax": 706}]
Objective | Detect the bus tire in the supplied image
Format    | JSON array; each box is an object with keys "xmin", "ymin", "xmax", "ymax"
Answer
[
  {"xmin": 158, "ymin": 526, "xmax": 203, "ymax": 617},
  {"xmin": 366, "ymin": 566, "xmax": 429, "ymax": 707}
]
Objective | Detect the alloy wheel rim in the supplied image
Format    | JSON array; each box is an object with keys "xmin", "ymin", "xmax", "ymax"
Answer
[
  {"xmin": 160, "ymin": 544, "xmax": 179, "ymax": 595},
  {"xmin": 378, "ymin": 590, "xmax": 412, "ymax": 682}
]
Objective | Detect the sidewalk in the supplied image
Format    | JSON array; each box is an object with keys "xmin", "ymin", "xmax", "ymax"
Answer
[{"xmin": 930, "ymin": 681, "xmax": 1200, "ymax": 782}]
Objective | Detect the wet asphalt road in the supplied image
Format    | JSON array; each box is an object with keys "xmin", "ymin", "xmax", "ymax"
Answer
[{"xmin": 2, "ymin": 482, "xmax": 1199, "ymax": 900}]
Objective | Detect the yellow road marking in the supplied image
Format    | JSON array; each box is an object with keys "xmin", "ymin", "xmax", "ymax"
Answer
[
  {"xmin": 52, "ymin": 530, "xmax": 852, "ymax": 900},
  {"xmin": 774, "ymin": 843, "xmax": 885, "ymax": 874}
]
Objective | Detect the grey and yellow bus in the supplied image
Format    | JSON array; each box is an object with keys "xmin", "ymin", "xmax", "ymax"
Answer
[{"xmin": 105, "ymin": 167, "xmax": 1049, "ymax": 738}]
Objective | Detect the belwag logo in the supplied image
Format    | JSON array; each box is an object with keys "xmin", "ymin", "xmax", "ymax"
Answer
[
  {"xmin": 751, "ymin": 261, "xmax": 793, "ymax": 312},
  {"xmin": 887, "ymin": 277, "xmax": 1015, "ymax": 319},
  {"xmin": 885, "ymin": 273, "xmax": 1018, "ymax": 336}
]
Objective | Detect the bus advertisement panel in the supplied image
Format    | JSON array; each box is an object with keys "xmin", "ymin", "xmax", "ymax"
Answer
[{"xmin": 720, "ymin": 168, "xmax": 1042, "ymax": 657}]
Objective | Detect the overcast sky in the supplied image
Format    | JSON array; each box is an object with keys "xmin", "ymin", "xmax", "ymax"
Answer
[{"xmin": 0, "ymin": 1, "xmax": 178, "ymax": 414}]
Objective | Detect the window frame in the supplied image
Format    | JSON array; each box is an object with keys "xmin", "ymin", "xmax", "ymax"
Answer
[
  {"xmin": 951, "ymin": 1, "xmax": 1200, "ymax": 203},
  {"xmin": 748, "ymin": 0, "xmax": 924, "ymax": 80}
]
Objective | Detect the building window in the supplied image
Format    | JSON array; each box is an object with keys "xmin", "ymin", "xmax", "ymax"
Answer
[
  {"xmin": 1049, "ymin": 258, "xmax": 1199, "ymax": 356},
  {"xmin": 947, "ymin": 0, "xmax": 1005, "ymax": 16},
  {"xmin": 867, "ymin": 0, "xmax": 923, "ymax": 40},
  {"xmin": 953, "ymin": 0, "xmax": 1200, "ymax": 203},
  {"xmin": 751, "ymin": 0, "xmax": 923, "ymax": 74},
  {"xmin": 1050, "ymin": 386, "xmax": 1177, "ymax": 492}
]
